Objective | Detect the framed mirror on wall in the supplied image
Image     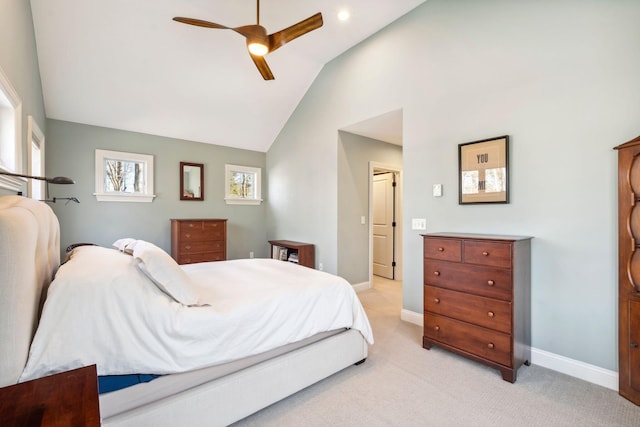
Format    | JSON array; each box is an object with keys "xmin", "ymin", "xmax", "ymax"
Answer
[{"xmin": 180, "ymin": 162, "xmax": 204, "ymax": 201}]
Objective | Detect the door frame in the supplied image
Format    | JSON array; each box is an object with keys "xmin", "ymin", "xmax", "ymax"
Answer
[{"xmin": 368, "ymin": 161, "xmax": 403, "ymax": 286}]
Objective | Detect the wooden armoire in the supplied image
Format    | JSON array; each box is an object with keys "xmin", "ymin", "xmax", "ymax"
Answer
[{"xmin": 615, "ymin": 135, "xmax": 640, "ymax": 405}]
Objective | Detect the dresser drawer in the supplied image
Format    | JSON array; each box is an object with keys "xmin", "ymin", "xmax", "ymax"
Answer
[
  {"xmin": 178, "ymin": 240, "xmax": 225, "ymax": 254},
  {"xmin": 423, "ymin": 259, "xmax": 512, "ymax": 301},
  {"xmin": 179, "ymin": 228, "xmax": 225, "ymax": 242},
  {"xmin": 424, "ymin": 313, "xmax": 512, "ymax": 367},
  {"xmin": 178, "ymin": 251, "xmax": 225, "ymax": 264},
  {"xmin": 179, "ymin": 220, "xmax": 204, "ymax": 231},
  {"xmin": 463, "ymin": 240, "xmax": 511, "ymax": 269},
  {"xmin": 424, "ymin": 285, "xmax": 511, "ymax": 334},
  {"xmin": 423, "ymin": 238, "xmax": 461, "ymax": 262}
]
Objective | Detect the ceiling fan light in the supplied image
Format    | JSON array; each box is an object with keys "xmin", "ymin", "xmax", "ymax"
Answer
[{"xmin": 248, "ymin": 42, "xmax": 268, "ymax": 56}]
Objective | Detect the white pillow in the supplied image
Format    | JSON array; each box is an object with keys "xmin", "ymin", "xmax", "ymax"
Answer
[
  {"xmin": 132, "ymin": 240, "xmax": 201, "ymax": 306},
  {"xmin": 112, "ymin": 238, "xmax": 136, "ymax": 253}
]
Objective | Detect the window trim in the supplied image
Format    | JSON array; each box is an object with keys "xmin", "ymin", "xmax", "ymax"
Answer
[
  {"xmin": 224, "ymin": 164, "xmax": 262, "ymax": 205},
  {"xmin": 0, "ymin": 65, "xmax": 23, "ymax": 192},
  {"xmin": 94, "ymin": 149, "xmax": 156, "ymax": 202},
  {"xmin": 27, "ymin": 116, "xmax": 45, "ymax": 199}
]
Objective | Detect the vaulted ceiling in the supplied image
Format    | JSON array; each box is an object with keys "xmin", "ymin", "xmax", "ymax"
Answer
[{"xmin": 30, "ymin": 1, "xmax": 425, "ymax": 152}]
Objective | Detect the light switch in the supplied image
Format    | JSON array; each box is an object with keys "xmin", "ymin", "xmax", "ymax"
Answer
[
  {"xmin": 433, "ymin": 184, "xmax": 443, "ymax": 197},
  {"xmin": 412, "ymin": 218, "xmax": 427, "ymax": 230},
  {"xmin": 361, "ymin": 216, "xmax": 366, "ymax": 225}
]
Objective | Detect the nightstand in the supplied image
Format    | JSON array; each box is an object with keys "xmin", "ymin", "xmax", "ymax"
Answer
[{"xmin": 0, "ymin": 365, "xmax": 100, "ymax": 426}]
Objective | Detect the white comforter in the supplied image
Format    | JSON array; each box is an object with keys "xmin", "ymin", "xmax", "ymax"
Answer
[{"xmin": 20, "ymin": 253, "xmax": 373, "ymax": 381}]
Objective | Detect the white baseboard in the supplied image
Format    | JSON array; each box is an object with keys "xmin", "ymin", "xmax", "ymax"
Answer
[
  {"xmin": 531, "ymin": 347, "xmax": 618, "ymax": 391},
  {"xmin": 401, "ymin": 308, "xmax": 423, "ymax": 326},
  {"xmin": 352, "ymin": 281, "xmax": 371, "ymax": 292},
  {"xmin": 399, "ymin": 309, "xmax": 618, "ymax": 391}
]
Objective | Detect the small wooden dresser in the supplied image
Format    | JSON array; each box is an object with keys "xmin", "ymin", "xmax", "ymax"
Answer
[
  {"xmin": 0, "ymin": 365, "xmax": 100, "ymax": 426},
  {"xmin": 269, "ymin": 240, "xmax": 315, "ymax": 268},
  {"xmin": 171, "ymin": 219, "xmax": 227, "ymax": 265},
  {"xmin": 422, "ymin": 232, "xmax": 532, "ymax": 382}
]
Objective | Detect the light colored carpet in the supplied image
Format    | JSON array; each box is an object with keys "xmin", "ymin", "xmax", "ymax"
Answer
[{"xmin": 233, "ymin": 277, "xmax": 640, "ymax": 426}]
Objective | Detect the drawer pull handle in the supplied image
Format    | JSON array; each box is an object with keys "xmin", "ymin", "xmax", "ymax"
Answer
[
  {"xmin": 185, "ymin": 233, "xmax": 191, "ymax": 238},
  {"xmin": 189, "ymin": 224, "xmax": 195, "ymax": 228},
  {"xmin": 434, "ymin": 325, "xmax": 440, "ymax": 331},
  {"xmin": 487, "ymin": 343, "xmax": 495, "ymax": 349},
  {"xmin": 185, "ymin": 259, "xmax": 191, "ymax": 263},
  {"xmin": 482, "ymin": 251, "xmax": 489, "ymax": 256},
  {"xmin": 433, "ymin": 271, "xmax": 441, "ymax": 276},
  {"xmin": 438, "ymin": 247, "xmax": 444, "ymax": 252},
  {"xmin": 487, "ymin": 280, "xmax": 495, "ymax": 286},
  {"xmin": 185, "ymin": 245, "xmax": 191, "ymax": 250},
  {"xmin": 632, "ymin": 342, "xmax": 639, "ymax": 348},
  {"xmin": 434, "ymin": 298, "xmax": 440, "ymax": 304},
  {"xmin": 487, "ymin": 311, "xmax": 495, "ymax": 318}
]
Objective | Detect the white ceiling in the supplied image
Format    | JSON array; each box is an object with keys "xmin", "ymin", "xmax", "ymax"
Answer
[
  {"xmin": 341, "ymin": 109, "xmax": 403, "ymax": 146},
  {"xmin": 30, "ymin": 1, "xmax": 424, "ymax": 152}
]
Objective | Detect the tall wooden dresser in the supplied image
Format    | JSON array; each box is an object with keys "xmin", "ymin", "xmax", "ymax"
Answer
[
  {"xmin": 170, "ymin": 219, "xmax": 227, "ymax": 265},
  {"xmin": 422, "ymin": 232, "xmax": 532, "ymax": 382},
  {"xmin": 614, "ymin": 135, "xmax": 640, "ymax": 405}
]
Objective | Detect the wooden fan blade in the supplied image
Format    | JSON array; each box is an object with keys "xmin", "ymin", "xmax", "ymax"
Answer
[
  {"xmin": 250, "ymin": 54, "xmax": 275, "ymax": 80},
  {"xmin": 233, "ymin": 24, "xmax": 266, "ymax": 40},
  {"xmin": 173, "ymin": 17, "xmax": 230, "ymax": 30},
  {"xmin": 268, "ymin": 12, "xmax": 323, "ymax": 53}
]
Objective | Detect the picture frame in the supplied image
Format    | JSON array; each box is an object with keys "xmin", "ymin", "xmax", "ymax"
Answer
[
  {"xmin": 180, "ymin": 162, "xmax": 204, "ymax": 201},
  {"xmin": 458, "ymin": 135, "xmax": 509, "ymax": 204}
]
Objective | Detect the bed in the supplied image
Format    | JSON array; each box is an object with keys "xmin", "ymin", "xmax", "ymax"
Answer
[{"xmin": 0, "ymin": 195, "xmax": 372, "ymax": 426}]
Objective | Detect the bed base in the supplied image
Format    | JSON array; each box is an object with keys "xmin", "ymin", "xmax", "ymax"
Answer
[{"xmin": 102, "ymin": 329, "xmax": 367, "ymax": 427}]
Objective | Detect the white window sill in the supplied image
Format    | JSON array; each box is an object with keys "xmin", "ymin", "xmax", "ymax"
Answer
[
  {"xmin": 0, "ymin": 174, "xmax": 25, "ymax": 193},
  {"xmin": 224, "ymin": 198, "xmax": 263, "ymax": 206},
  {"xmin": 94, "ymin": 193, "xmax": 156, "ymax": 203}
]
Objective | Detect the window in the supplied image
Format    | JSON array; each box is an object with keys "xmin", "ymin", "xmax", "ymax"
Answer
[
  {"xmin": 94, "ymin": 149, "xmax": 155, "ymax": 202},
  {"xmin": 0, "ymin": 65, "xmax": 23, "ymax": 192},
  {"xmin": 225, "ymin": 164, "xmax": 262, "ymax": 205},
  {"xmin": 27, "ymin": 116, "xmax": 45, "ymax": 200}
]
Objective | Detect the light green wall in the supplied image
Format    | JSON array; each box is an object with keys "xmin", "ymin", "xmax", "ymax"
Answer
[
  {"xmin": 3, "ymin": 0, "xmax": 640, "ymax": 374},
  {"xmin": 0, "ymin": 0, "xmax": 45, "ymax": 196},
  {"xmin": 46, "ymin": 119, "xmax": 268, "ymax": 260},
  {"xmin": 337, "ymin": 131, "xmax": 402, "ymax": 284},
  {"xmin": 266, "ymin": 0, "xmax": 640, "ymax": 371}
]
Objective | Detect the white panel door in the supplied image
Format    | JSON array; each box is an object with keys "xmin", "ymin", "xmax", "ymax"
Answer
[{"xmin": 373, "ymin": 172, "xmax": 395, "ymax": 279}]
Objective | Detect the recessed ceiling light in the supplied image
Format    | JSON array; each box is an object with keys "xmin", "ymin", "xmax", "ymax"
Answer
[{"xmin": 338, "ymin": 10, "xmax": 350, "ymax": 21}]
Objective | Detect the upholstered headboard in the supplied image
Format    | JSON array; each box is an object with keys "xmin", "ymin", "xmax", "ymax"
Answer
[{"xmin": 0, "ymin": 195, "xmax": 60, "ymax": 386}]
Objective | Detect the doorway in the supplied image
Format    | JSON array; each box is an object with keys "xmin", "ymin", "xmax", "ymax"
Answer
[{"xmin": 337, "ymin": 108, "xmax": 403, "ymax": 292}]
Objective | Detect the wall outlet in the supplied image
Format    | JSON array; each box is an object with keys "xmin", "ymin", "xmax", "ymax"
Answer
[
  {"xmin": 319, "ymin": 262, "xmax": 324, "ymax": 271},
  {"xmin": 249, "ymin": 251, "xmax": 254, "ymax": 259},
  {"xmin": 360, "ymin": 216, "xmax": 366, "ymax": 225},
  {"xmin": 412, "ymin": 218, "xmax": 427, "ymax": 230}
]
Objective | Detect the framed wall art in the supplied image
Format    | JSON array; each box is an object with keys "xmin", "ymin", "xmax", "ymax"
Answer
[{"xmin": 458, "ymin": 135, "xmax": 509, "ymax": 204}]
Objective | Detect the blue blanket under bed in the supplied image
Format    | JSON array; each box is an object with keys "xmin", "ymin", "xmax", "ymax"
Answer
[{"xmin": 98, "ymin": 374, "xmax": 160, "ymax": 394}]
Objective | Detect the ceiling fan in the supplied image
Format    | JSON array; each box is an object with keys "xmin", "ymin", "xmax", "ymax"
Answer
[{"xmin": 173, "ymin": 0, "xmax": 323, "ymax": 80}]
